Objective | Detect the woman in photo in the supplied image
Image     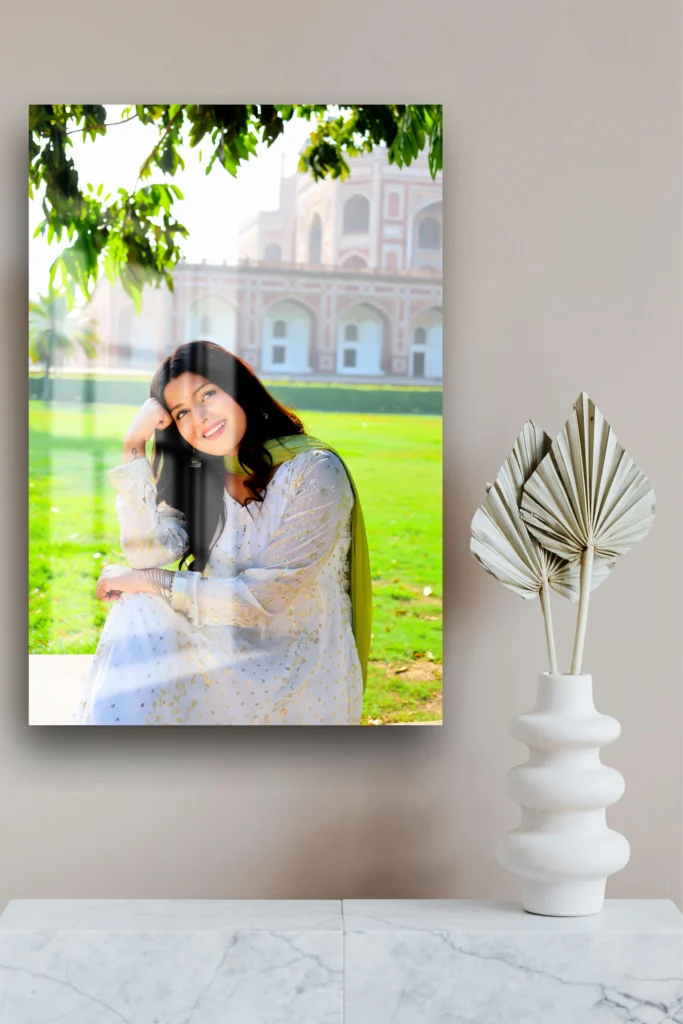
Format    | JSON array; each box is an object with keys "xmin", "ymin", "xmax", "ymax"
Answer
[{"xmin": 74, "ymin": 340, "xmax": 371, "ymax": 726}]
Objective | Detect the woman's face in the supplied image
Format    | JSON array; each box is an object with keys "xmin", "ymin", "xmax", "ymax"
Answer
[{"xmin": 163, "ymin": 372, "xmax": 247, "ymax": 456}]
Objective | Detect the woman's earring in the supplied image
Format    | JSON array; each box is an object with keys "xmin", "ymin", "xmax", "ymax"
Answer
[{"xmin": 189, "ymin": 446, "xmax": 202, "ymax": 469}]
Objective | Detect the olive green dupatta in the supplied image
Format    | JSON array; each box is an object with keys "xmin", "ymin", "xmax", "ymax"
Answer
[{"xmin": 224, "ymin": 435, "xmax": 372, "ymax": 691}]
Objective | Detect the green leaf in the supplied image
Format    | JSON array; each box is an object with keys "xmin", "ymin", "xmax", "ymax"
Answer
[{"xmin": 30, "ymin": 104, "xmax": 442, "ymax": 314}]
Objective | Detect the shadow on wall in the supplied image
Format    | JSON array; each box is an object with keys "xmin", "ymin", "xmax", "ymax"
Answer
[{"xmin": 256, "ymin": 772, "xmax": 456, "ymax": 899}]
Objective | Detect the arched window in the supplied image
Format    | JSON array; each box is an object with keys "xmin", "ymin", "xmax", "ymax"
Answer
[
  {"xmin": 264, "ymin": 242, "xmax": 282, "ymax": 262},
  {"xmin": 341, "ymin": 254, "xmax": 367, "ymax": 271},
  {"xmin": 309, "ymin": 214, "xmax": 322, "ymax": 265},
  {"xmin": 410, "ymin": 309, "xmax": 442, "ymax": 379},
  {"xmin": 264, "ymin": 299, "xmax": 313, "ymax": 374},
  {"xmin": 337, "ymin": 304, "xmax": 386, "ymax": 376},
  {"xmin": 387, "ymin": 192, "xmax": 400, "ymax": 217},
  {"xmin": 343, "ymin": 194, "xmax": 370, "ymax": 234},
  {"xmin": 188, "ymin": 297, "xmax": 237, "ymax": 354},
  {"xmin": 418, "ymin": 216, "xmax": 441, "ymax": 250}
]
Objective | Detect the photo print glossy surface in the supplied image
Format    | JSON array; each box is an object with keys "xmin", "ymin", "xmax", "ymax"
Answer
[{"xmin": 29, "ymin": 104, "xmax": 443, "ymax": 725}]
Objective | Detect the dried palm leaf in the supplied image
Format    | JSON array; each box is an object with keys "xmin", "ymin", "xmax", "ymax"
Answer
[
  {"xmin": 471, "ymin": 421, "xmax": 615, "ymax": 674},
  {"xmin": 521, "ymin": 392, "xmax": 655, "ymax": 673}
]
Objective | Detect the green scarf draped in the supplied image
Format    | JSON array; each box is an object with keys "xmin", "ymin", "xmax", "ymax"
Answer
[{"xmin": 224, "ymin": 435, "xmax": 372, "ymax": 692}]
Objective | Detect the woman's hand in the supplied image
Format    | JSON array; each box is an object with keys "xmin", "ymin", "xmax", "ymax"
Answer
[
  {"xmin": 96, "ymin": 564, "xmax": 146, "ymax": 602},
  {"xmin": 123, "ymin": 398, "xmax": 173, "ymax": 462}
]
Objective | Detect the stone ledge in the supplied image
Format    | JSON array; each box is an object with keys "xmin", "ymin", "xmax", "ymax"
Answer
[{"xmin": 0, "ymin": 900, "xmax": 679, "ymax": 1022}]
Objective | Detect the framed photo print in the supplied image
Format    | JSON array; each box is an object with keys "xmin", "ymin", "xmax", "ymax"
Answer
[{"xmin": 28, "ymin": 104, "xmax": 443, "ymax": 726}]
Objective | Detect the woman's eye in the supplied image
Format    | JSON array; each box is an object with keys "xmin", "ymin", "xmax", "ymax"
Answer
[{"xmin": 174, "ymin": 390, "xmax": 214, "ymax": 420}]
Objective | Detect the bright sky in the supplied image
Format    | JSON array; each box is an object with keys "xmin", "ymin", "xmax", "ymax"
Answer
[{"xmin": 29, "ymin": 106, "xmax": 315, "ymax": 301}]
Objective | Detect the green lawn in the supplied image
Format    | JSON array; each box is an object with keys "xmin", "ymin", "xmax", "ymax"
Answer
[{"xmin": 29, "ymin": 403, "xmax": 443, "ymax": 724}]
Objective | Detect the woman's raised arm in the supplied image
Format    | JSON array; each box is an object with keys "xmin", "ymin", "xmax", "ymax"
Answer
[{"xmin": 109, "ymin": 398, "xmax": 187, "ymax": 569}]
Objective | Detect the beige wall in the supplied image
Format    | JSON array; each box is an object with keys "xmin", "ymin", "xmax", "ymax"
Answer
[{"xmin": 6, "ymin": 1, "xmax": 681, "ymax": 907}]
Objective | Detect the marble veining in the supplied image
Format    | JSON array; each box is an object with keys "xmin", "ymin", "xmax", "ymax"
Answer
[
  {"xmin": 0, "ymin": 929, "xmax": 342, "ymax": 1024},
  {"xmin": 344, "ymin": 932, "xmax": 681, "ymax": 1023},
  {"xmin": 343, "ymin": 901, "xmax": 683, "ymax": 1024},
  {"xmin": 0, "ymin": 899, "xmax": 679, "ymax": 1023}
]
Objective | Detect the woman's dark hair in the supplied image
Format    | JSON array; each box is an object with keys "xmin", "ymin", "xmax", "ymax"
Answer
[{"xmin": 149, "ymin": 340, "xmax": 305, "ymax": 573}]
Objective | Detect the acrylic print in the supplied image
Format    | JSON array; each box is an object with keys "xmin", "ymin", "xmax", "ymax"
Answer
[{"xmin": 28, "ymin": 105, "xmax": 443, "ymax": 725}]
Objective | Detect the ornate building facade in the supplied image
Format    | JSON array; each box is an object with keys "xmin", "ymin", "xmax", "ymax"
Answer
[{"xmin": 84, "ymin": 147, "xmax": 443, "ymax": 383}]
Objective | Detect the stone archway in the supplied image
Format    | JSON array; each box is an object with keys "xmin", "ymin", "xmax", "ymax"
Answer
[
  {"xmin": 410, "ymin": 201, "xmax": 442, "ymax": 271},
  {"xmin": 187, "ymin": 295, "xmax": 238, "ymax": 354},
  {"xmin": 410, "ymin": 307, "xmax": 442, "ymax": 379},
  {"xmin": 336, "ymin": 302, "xmax": 390, "ymax": 377},
  {"xmin": 261, "ymin": 299, "xmax": 315, "ymax": 374}
]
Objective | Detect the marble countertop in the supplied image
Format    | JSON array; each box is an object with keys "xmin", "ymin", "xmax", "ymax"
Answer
[
  {"xmin": 0, "ymin": 899, "xmax": 680, "ymax": 1023},
  {"xmin": 1, "ymin": 897, "xmax": 679, "ymax": 933},
  {"xmin": 342, "ymin": 897, "xmax": 683, "ymax": 933},
  {"xmin": 0, "ymin": 897, "xmax": 343, "ymax": 932}
]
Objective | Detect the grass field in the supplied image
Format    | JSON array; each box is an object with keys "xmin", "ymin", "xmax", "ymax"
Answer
[{"xmin": 29, "ymin": 403, "xmax": 442, "ymax": 724}]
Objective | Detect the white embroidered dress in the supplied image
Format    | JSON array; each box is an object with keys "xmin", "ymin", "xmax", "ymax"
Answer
[{"xmin": 74, "ymin": 448, "xmax": 364, "ymax": 725}]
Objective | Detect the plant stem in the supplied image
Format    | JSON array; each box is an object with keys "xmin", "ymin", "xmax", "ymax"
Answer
[
  {"xmin": 571, "ymin": 544, "xmax": 594, "ymax": 675},
  {"xmin": 539, "ymin": 580, "xmax": 558, "ymax": 675}
]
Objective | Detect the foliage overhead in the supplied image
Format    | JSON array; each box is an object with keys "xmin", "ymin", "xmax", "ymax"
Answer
[{"xmin": 30, "ymin": 104, "xmax": 443, "ymax": 313}]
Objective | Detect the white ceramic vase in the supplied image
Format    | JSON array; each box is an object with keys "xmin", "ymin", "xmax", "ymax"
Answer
[{"xmin": 497, "ymin": 672, "xmax": 630, "ymax": 917}]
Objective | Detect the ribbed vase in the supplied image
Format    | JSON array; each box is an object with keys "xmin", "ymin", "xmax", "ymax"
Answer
[{"xmin": 497, "ymin": 673, "xmax": 630, "ymax": 916}]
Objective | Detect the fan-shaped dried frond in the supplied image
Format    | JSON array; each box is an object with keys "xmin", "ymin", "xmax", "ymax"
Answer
[
  {"xmin": 471, "ymin": 422, "xmax": 550, "ymax": 598},
  {"xmin": 520, "ymin": 392, "xmax": 655, "ymax": 674},
  {"xmin": 547, "ymin": 552, "xmax": 615, "ymax": 601},
  {"xmin": 520, "ymin": 393, "xmax": 656, "ymax": 561},
  {"xmin": 471, "ymin": 421, "xmax": 614, "ymax": 601}
]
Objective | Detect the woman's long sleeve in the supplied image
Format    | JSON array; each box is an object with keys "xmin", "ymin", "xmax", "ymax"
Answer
[
  {"xmin": 170, "ymin": 450, "xmax": 353, "ymax": 628},
  {"xmin": 109, "ymin": 457, "xmax": 189, "ymax": 569}
]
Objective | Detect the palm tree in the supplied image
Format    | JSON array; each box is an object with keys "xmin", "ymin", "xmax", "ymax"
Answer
[{"xmin": 29, "ymin": 287, "xmax": 99, "ymax": 400}]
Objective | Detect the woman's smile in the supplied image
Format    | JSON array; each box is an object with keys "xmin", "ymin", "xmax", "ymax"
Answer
[
  {"xmin": 202, "ymin": 419, "xmax": 226, "ymax": 441},
  {"xmin": 162, "ymin": 372, "xmax": 248, "ymax": 456}
]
